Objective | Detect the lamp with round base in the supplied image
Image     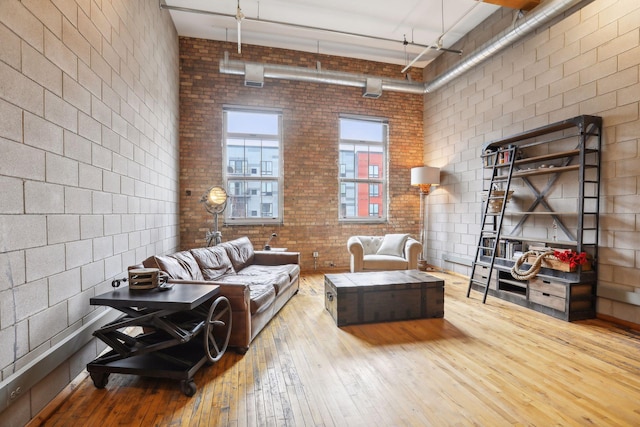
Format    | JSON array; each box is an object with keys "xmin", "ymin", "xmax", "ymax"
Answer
[{"xmin": 411, "ymin": 166, "xmax": 440, "ymax": 266}]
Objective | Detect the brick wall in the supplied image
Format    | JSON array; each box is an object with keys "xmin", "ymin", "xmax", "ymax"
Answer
[
  {"xmin": 179, "ymin": 39, "xmax": 425, "ymax": 271},
  {"xmin": 0, "ymin": 1, "xmax": 179, "ymax": 423},
  {"xmin": 423, "ymin": 0, "xmax": 640, "ymax": 323}
]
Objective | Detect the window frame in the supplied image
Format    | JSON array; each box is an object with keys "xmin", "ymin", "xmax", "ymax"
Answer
[
  {"xmin": 223, "ymin": 106, "xmax": 284, "ymax": 225},
  {"xmin": 338, "ymin": 114, "xmax": 388, "ymax": 223}
]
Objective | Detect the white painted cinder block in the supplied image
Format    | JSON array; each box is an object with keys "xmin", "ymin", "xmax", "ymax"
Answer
[
  {"xmin": 24, "ymin": 112, "xmax": 64, "ymax": 155},
  {"xmin": 0, "ymin": 176, "xmax": 24, "ymax": 214},
  {"xmin": 25, "ymin": 181, "xmax": 64, "ymax": 214},
  {"xmin": 113, "ymin": 233, "xmax": 128, "ymax": 255},
  {"xmin": 92, "ymin": 236, "xmax": 113, "ymax": 261},
  {"xmin": 48, "ymin": 268, "xmax": 81, "ymax": 306},
  {"xmin": 44, "ymin": 90, "xmax": 78, "ymax": 133},
  {"xmin": 103, "ymin": 255, "xmax": 122, "ymax": 279},
  {"xmin": 65, "ymin": 239, "xmax": 92, "ymax": 270},
  {"xmin": 0, "ymin": 137, "xmax": 46, "ymax": 181},
  {"xmin": 11, "ymin": 279, "xmax": 48, "ymax": 322},
  {"xmin": 80, "ymin": 260, "xmax": 104, "ymax": 291},
  {"xmin": 47, "ymin": 215, "xmax": 80, "ymax": 244},
  {"xmin": 78, "ymin": 163, "xmax": 102, "ymax": 190},
  {"xmin": 103, "ymin": 215, "xmax": 121, "ymax": 236},
  {"xmin": 80, "ymin": 215, "xmax": 103, "ymax": 239},
  {"xmin": 0, "ymin": 59, "xmax": 43, "ymax": 115},
  {"xmin": 67, "ymin": 289, "xmax": 93, "ymax": 326},
  {"xmin": 102, "ymin": 170, "xmax": 120, "ymax": 193},
  {"xmin": 92, "ymin": 191, "xmax": 112, "ymax": 214},
  {"xmin": 0, "ymin": 215, "xmax": 47, "ymax": 252},
  {"xmin": 64, "ymin": 187, "xmax": 92, "ymax": 214},
  {"xmin": 63, "ymin": 130, "xmax": 92, "ymax": 163},
  {"xmin": 0, "ymin": 98, "xmax": 23, "ymax": 142},
  {"xmin": 78, "ymin": 111, "xmax": 101, "ymax": 144},
  {"xmin": 23, "ymin": 42, "xmax": 62, "ymax": 97},
  {"xmin": 25, "ymin": 244, "xmax": 66, "ymax": 282},
  {"xmin": 27, "ymin": 302, "xmax": 68, "ymax": 354},
  {"xmin": 45, "ymin": 153, "xmax": 78, "ymax": 187},
  {"xmin": 112, "ymin": 194, "xmax": 128, "ymax": 214}
]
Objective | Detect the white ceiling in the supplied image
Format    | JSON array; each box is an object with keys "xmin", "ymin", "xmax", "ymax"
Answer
[{"xmin": 163, "ymin": 0, "xmax": 503, "ymax": 69}]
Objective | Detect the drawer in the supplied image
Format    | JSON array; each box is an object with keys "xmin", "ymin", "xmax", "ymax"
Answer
[
  {"xmin": 529, "ymin": 277, "xmax": 565, "ymax": 298},
  {"xmin": 476, "ymin": 265, "xmax": 498, "ymax": 290},
  {"xmin": 529, "ymin": 289, "xmax": 566, "ymax": 311}
]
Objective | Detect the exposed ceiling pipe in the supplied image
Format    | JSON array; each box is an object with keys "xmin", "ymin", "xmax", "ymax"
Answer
[
  {"xmin": 220, "ymin": 53, "xmax": 426, "ymax": 95},
  {"xmin": 423, "ymin": 0, "xmax": 595, "ymax": 93},
  {"xmin": 218, "ymin": 0, "xmax": 594, "ymax": 97},
  {"xmin": 159, "ymin": 0, "xmax": 461, "ymax": 55}
]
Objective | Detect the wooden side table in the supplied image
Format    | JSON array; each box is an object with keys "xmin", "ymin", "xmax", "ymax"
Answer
[{"xmin": 87, "ymin": 284, "xmax": 231, "ymax": 396}]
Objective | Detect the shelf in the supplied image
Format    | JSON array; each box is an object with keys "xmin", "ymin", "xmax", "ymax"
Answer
[
  {"xmin": 493, "ymin": 164, "xmax": 586, "ymax": 180},
  {"xmin": 501, "ymin": 211, "xmax": 578, "ymax": 216},
  {"xmin": 488, "ymin": 149, "xmax": 598, "ymax": 169},
  {"xmin": 471, "ymin": 115, "xmax": 601, "ymax": 321},
  {"xmin": 497, "ymin": 236, "xmax": 577, "ymax": 246},
  {"xmin": 498, "ymin": 278, "xmax": 527, "ymax": 288},
  {"xmin": 482, "ymin": 115, "xmax": 602, "ymax": 150}
]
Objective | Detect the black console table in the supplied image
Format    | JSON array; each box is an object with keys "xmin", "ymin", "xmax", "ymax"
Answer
[{"xmin": 87, "ymin": 284, "xmax": 232, "ymax": 396}]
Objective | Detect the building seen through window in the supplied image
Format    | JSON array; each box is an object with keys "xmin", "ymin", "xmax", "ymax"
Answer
[
  {"xmin": 224, "ymin": 108, "xmax": 282, "ymax": 223},
  {"xmin": 338, "ymin": 116, "xmax": 388, "ymax": 221}
]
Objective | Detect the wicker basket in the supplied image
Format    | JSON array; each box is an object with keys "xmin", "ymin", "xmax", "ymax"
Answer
[{"xmin": 482, "ymin": 190, "xmax": 514, "ymax": 213}]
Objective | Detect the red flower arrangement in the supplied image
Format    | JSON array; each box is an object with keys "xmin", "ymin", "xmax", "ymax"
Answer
[{"xmin": 553, "ymin": 250, "xmax": 589, "ymax": 269}]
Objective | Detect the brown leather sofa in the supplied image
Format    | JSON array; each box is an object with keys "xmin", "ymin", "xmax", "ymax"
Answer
[{"xmin": 135, "ymin": 237, "xmax": 300, "ymax": 354}]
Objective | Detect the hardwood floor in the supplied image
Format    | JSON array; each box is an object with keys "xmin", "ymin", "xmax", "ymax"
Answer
[{"xmin": 33, "ymin": 271, "xmax": 640, "ymax": 426}]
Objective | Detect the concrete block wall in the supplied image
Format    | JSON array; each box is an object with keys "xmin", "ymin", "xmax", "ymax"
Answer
[
  {"xmin": 423, "ymin": 0, "xmax": 640, "ymax": 323},
  {"xmin": 0, "ymin": 0, "xmax": 179, "ymax": 424},
  {"xmin": 179, "ymin": 39, "xmax": 425, "ymax": 271}
]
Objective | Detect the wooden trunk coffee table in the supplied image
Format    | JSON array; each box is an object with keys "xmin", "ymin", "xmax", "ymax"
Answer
[{"xmin": 324, "ymin": 270, "xmax": 444, "ymax": 326}]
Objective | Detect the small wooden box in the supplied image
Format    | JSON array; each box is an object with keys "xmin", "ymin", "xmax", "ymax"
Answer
[
  {"xmin": 525, "ymin": 255, "xmax": 592, "ymax": 272},
  {"xmin": 324, "ymin": 271, "xmax": 444, "ymax": 327}
]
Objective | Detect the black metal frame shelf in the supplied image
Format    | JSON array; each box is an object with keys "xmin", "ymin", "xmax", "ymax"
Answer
[{"xmin": 467, "ymin": 115, "xmax": 602, "ymax": 321}]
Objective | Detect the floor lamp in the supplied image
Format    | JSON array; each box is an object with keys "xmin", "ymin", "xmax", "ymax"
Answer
[{"xmin": 411, "ymin": 166, "xmax": 440, "ymax": 266}]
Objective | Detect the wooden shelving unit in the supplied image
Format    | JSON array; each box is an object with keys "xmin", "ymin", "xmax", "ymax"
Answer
[{"xmin": 467, "ymin": 115, "xmax": 602, "ymax": 321}]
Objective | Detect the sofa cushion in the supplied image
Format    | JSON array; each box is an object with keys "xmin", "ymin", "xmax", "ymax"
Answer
[
  {"xmin": 153, "ymin": 251, "xmax": 204, "ymax": 280},
  {"xmin": 214, "ymin": 274, "xmax": 276, "ymax": 315},
  {"xmin": 376, "ymin": 234, "xmax": 409, "ymax": 257},
  {"xmin": 221, "ymin": 237, "xmax": 255, "ymax": 272},
  {"xmin": 248, "ymin": 284, "xmax": 276, "ymax": 315},
  {"xmin": 240, "ymin": 264, "xmax": 300, "ymax": 284},
  {"xmin": 190, "ymin": 246, "xmax": 236, "ymax": 280},
  {"xmin": 238, "ymin": 266, "xmax": 292, "ymax": 295},
  {"xmin": 363, "ymin": 254, "xmax": 408, "ymax": 271}
]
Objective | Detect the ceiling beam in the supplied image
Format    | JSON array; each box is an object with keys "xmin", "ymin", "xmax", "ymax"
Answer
[{"xmin": 477, "ymin": 0, "xmax": 541, "ymax": 11}]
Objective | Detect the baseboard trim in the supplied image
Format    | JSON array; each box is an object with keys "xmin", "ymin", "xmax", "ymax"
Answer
[{"xmin": 0, "ymin": 308, "xmax": 119, "ymax": 416}]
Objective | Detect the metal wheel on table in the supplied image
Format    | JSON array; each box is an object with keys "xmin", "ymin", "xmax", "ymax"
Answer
[
  {"xmin": 204, "ymin": 296, "xmax": 232, "ymax": 363},
  {"xmin": 90, "ymin": 372, "xmax": 109, "ymax": 389},
  {"xmin": 180, "ymin": 379, "xmax": 197, "ymax": 397}
]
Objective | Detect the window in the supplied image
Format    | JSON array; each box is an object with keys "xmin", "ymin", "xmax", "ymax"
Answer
[
  {"xmin": 261, "ymin": 161, "xmax": 273, "ymax": 176},
  {"xmin": 223, "ymin": 107, "xmax": 283, "ymax": 223},
  {"xmin": 338, "ymin": 116, "xmax": 388, "ymax": 222}
]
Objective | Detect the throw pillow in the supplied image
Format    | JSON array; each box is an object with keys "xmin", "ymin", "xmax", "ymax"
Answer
[{"xmin": 376, "ymin": 234, "xmax": 409, "ymax": 257}]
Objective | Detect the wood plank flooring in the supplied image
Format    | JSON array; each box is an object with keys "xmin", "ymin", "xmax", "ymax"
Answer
[{"xmin": 32, "ymin": 271, "xmax": 640, "ymax": 426}]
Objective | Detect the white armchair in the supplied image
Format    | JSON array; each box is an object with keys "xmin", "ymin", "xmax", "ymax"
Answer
[{"xmin": 347, "ymin": 234, "xmax": 422, "ymax": 273}]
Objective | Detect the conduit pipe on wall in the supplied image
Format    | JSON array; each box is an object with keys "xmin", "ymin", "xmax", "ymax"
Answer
[
  {"xmin": 424, "ymin": 0, "xmax": 595, "ymax": 92},
  {"xmin": 219, "ymin": 0, "xmax": 594, "ymax": 96}
]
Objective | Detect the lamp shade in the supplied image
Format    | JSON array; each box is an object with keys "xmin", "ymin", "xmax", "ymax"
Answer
[{"xmin": 411, "ymin": 166, "xmax": 440, "ymax": 186}]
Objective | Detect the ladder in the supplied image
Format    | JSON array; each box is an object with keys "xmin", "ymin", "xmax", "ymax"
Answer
[{"xmin": 467, "ymin": 145, "xmax": 516, "ymax": 303}]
